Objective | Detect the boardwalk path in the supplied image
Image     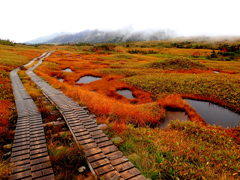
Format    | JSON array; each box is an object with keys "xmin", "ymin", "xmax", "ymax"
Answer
[
  {"xmin": 10, "ymin": 52, "xmax": 54, "ymax": 180},
  {"xmin": 27, "ymin": 52, "xmax": 146, "ymax": 180}
]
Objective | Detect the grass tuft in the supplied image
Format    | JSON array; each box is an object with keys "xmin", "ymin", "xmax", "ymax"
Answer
[{"xmin": 149, "ymin": 57, "xmax": 207, "ymax": 70}]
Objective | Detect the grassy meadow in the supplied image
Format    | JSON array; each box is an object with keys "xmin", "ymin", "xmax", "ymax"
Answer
[{"xmin": 0, "ymin": 39, "xmax": 239, "ymax": 179}]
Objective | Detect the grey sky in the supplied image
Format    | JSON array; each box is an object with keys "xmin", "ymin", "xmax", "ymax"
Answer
[{"xmin": 0, "ymin": 0, "xmax": 240, "ymax": 42}]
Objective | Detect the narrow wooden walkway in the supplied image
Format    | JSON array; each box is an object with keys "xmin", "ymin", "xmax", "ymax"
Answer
[
  {"xmin": 10, "ymin": 52, "xmax": 54, "ymax": 180},
  {"xmin": 27, "ymin": 52, "xmax": 146, "ymax": 180}
]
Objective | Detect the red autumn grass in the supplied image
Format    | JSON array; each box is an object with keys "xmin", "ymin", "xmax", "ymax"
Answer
[
  {"xmin": 39, "ymin": 53, "xmax": 152, "ymax": 104},
  {"xmin": 36, "ymin": 71, "xmax": 163, "ymax": 126},
  {"xmin": 181, "ymin": 94, "xmax": 240, "ymax": 113},
  {"xmin": 0, "ymin": 100, "xmax": 12, "ymax": 136},
  {"xmin": 158, "ymin": 94, "xmax": 206, "ymax": 125},
  {"xmin": 157, "ymin": 94, "xmax": 240, "ymax": 143}
]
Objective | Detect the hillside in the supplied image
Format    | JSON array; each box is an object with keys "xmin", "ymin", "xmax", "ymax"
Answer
[{"xmin": 27, "ymin": 29, "xmax": 174, "ymax": 44}]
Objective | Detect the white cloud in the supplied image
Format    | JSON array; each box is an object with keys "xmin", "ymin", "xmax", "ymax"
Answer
[{"xmin": 0, "ymin": 0, "xmax": 240, "ymax": 42}]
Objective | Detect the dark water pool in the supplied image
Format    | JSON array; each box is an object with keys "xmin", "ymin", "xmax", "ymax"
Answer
[
  {"xmin": 160, "ymin": 111, "xmax": 189, "ymax": 128},
  {"xmin": 62, "ymin": 68, "xmax": 73, "ymax": 72},
  {"xmin": 186, "ymin": 99, "xmax": 240, "ymax": 128},
  {"xmin": 117, "ymin": 89, "xmax": 135, "ymax": 99},
  {"xmin": 76, "ymin": 76, "xmax": 101, "ymax": 84}
]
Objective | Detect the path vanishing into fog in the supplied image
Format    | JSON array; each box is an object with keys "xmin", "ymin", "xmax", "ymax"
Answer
[{"xmin": 11, "ymin": 51, "xmax": 146, "ymax": 179}]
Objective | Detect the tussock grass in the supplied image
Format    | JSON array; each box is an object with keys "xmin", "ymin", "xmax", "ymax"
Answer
[
  {"xmin": 113, "ymin": 121, "xmax": 240, "ymax": 179},
  {"xmin": 148, "ymin": 57, "xmax": 207, "ymax": 70},
  {"xmin": 124, "ymin": 73, "xmax": 240, "ymax": 111}
]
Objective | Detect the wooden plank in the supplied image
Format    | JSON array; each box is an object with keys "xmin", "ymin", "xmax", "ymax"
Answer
[
  {"xmin": 31, "ymin": 156, "xmax": 50, "ymax": 166},
  {"xmin": 10, "ymin": 170, "xmax": 31, "ymax": 180},
  {"xmin": 106, "ymin": 151, "xmax": 123, "ymax": 160},
  {"xmin": 85, "ymin": 147, "xmax": 102, "ymax": 157},
  {"xmin": 14, "ymin": 134, "xmax": 29, "ymax": 139},
  {"xmin": 30, "ymin": 152, "xmax": 49, "ymax": 160},
  {"xmin": 30, "ymin": 139, "xmax": 47, "ymax": 146},
  {"xmin": 30, "ymin": 143, "xmax": 47, "ymax": 150},
  {"xmin": 11, "ymin": 164, "xmax": 31, "ymax": 174},
  {"xmin": 87, "ymin": 153, "xmax": 106, "ymax": 163},
  {"xmin": 129, "ymin": 175, "xmax": 146, "ymax": 180},
  {"xmin": 101, "ymin": 145, "xmax": 118, "ymax": 154},
  {"xmin": 30, "ymin": 136, "xmax": 46, "ymax": 142},
  {"xmin": 32, "ymin": 167, "xmax": 54, "ymax": 178},
  {"xmin": 115, "ymin": 161, "xmax": 135, "ymax": 173},
  {"xmin": 91, "ymin": 132, "xmax": 107, "ymax": 139},
  {"xmin": 98, "ymin": 140, "xmax": 113, "ymax": 148},
  {"xmin": 14, "ymin": 137, "xmax": 30, "ymax": 143},
  {"xmin": 110, "ymin": 156, "xmax": 129, "ymax": 166},
  {"xmin": 94, "ymin": 164, "xmax": 115, "ymax": 175},
  {"xmin": 90, "ymin": 158, "xmax": 110, "ymax": 169},
  {"xmin": 74, "ymin": 131, "xmax": 89, "ymax": 137},
  {"xmin": 94, "ymin": 136, "xmax": 109, "ymax": 143},
  {"xmin": 89, "ymin": 130, "xmax": 103, "ymax": 136},
  {"xmin": 11, "ymin": 149, "xmax": 30, "ymax": 157},
  {"xmin": 12, "ymin": 145, "xmax": 30, "ymax": 152},
  {"xmin": 11, "ymin": 159, "xmax": 30, "ymax": 167},
  {"xmin": 30, "ymin": 147, "xmax": 48, "ymax": 155},
  {"xmin": 78, "ymin": 138, "xmax": 95, "ymax": 145},
  {"xmin": 11, "ymin": 154, "xmax": 30, "ymax": 162},
  {"xmin": 71, "ymin": 125, "xmax": 85, "ymax": 130},
  {"xmin": 85, "ymin": 124, "xmax": 100, "ymax": 132},
  {"xmin": 76, "ymin": 134, "xmax": 92, "ymax": 141},
  {"xmin": 31, "ymin": 161, "xmax": 52, "ymax": 172},
  {"xmin": 100, "ymin": 170, "xmax": 121, "ymax": 180},
  {"xmin": 81, "ymin": 142, "xmax": 98, "ymax": 150},
  {"xmin": 12, "ymin": 142, "xmax": 30, "ymax": 148},
  {"xmin": 120, "ymin": 168, "xmax": 141, "ymax": 179}
]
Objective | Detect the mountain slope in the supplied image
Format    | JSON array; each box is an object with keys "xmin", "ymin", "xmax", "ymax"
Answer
[
  {"xmin": 26, "ymin": 32, "xmax": 69, "ymax": 44},
  {"xmin": 32, "ymin": 29, "xmax": 174, "ymax": 44}
]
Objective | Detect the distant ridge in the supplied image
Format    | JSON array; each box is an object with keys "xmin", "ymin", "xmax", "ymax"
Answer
[
  {"xmin": 27, "ymin": 29, "xmax": 174, "ymax": 44},
  {"xmin": 26, "ymin": 32, "xmax": 69, "ymax": 44}
]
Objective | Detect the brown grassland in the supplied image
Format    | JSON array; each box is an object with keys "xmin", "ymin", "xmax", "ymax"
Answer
[{"xmin": 0, "ymin": 40, "xmax": 240, "ymax": 179}]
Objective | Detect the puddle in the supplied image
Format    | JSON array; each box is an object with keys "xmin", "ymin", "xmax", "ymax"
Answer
[
  {"xmin": 213, "ymin": 71, "xmax": 220, "ymax": 74},
  {"xmin": 186, "ymin": 99, "xmax": 240, "ymax": 128},
  {"xmin": 160, "ymin": 111, "xmax": 189, "ymax": 128},
  {"xmin": 117, "ymin": 89, "xmax": 135, "ymax": 99},
  {"xmin": 58, "ymin": 78, "xmax": 64, "ymax": 82},
  {"xmin": 76, "ymin": 76, "xmax": 102, "ymax": 84},
  {"xmin": 62, "ymin": 68, "xmax": 73, "ymax": 72}
]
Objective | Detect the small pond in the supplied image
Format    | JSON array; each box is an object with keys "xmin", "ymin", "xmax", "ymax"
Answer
[
  {"xmin": 117, "ymin": 89, "xmax": 135, "ymax": 99},
  {"xmin": 186, "ymin": 99, "xmax": 240, "ymax": 128},
  {"xmin": 76, "ymin": 75, "xmax": 102, "ymax": 84},
  {"xmin": 160, "ymin": 111, "xmax": 189, "ymax": 128},
  {"xmin": 62, "ymin": 68, "xmax": 73, "ymax": 72},
  {"xmin": 213, "ymin": 71, "xmax": 220, "ymax": 74}
]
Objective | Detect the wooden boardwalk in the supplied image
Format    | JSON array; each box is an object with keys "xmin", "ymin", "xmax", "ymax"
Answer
[
  {"xmin": 10, "ymin": 53, "xmax": 54, "ymax": 180},
  {"xmin": 27, "ymin": 52, "xmax": 146, "ymax": 180}
]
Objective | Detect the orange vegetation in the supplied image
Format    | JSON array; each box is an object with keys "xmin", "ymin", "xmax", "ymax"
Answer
[
  {"xmin": 41, "ymin": 52, "xmax": 152, "ymax": 104},
  {"xmin": 0, "ymin": 100, "xmax": 12, "ymax": 136},
  {"xmin": 181, "ymin": 94, "xmax": 240, "ymax": 113},
  {"xmin": 36, "ymin": 71, "xmax": 164, "ymax": 126},
  {"xmin": 157, "ymin": 94, "xmax": 205, "ymax": 124}
]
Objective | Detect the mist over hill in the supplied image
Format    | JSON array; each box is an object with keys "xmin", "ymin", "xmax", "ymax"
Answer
[
  {"xmin": 27, "ymin": 29, "xmax": 175, "ymax": 44},
  {"xmin": 26, "ymin": 32, "xmax": 69, "ymax": 44}
]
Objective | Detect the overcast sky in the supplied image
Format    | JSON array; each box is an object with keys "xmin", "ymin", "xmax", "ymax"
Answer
[{"xmin": 1, "ymin": 0, "xmax": 240, "ymax": 42}]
